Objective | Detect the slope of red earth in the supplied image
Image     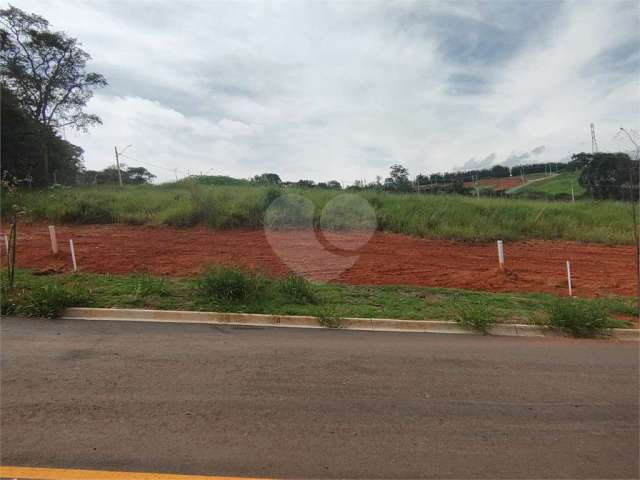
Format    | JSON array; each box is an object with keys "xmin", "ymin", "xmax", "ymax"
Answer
[{"xmin": 5, "ymin": 223, "xmax": 636, "ymax": 298}]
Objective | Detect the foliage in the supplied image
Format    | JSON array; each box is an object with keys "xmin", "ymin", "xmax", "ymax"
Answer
[
  {"xmin": 15, "ymin": 184, "xmax": 637, "ymax": 244},
  {"xmin": 277, "ymin": 274, "xmax": 318, "ymax": 304},
  {"xmin": 132, "ymin": 273, "xmax": 168, "ymax": 298},
  {"xmin": 178, "ymin": 175, "xmax": 249, "ymax": 186},
  {"xmin": 543, "ymin": 298, "xmax": 625, "ymax": 337},
  {"xmin": 384, "ymin": 164, "xmax": 412, "ymax": 192},
  {"xmin": 252, "ymin": 173, "xmax": 282, "ymax": 185},
  {"xmin": 197, "ymin": 266, "xmax": 266, "ymax": 303},
  {"xmin": 79, "ymin": 165, "xmax": 156, "ymax": 185},
  {"xmin": 454, "ymin": 299, "xmax": 496, "ymax": 333},
  {"xmin": 316, "ymin": 306, "xmax": 344, "ymax": 328},
  {"xmin": 5, "ymin": 269, "xmax": 636, "ymax": 329},
  {"xmin": 1, "ymin": 86, "xmax": 85, "ymax": 187},
  {"xmin": 0, "ymin": 5, "xmax": 107, "ymax": 130},
  {"xmin": 577, "ymin": 152, "xmax": 639, "ymax": 201},
  {"xmin": 17, "ymin": 283, "xmax": 88, "ymax": 318}
]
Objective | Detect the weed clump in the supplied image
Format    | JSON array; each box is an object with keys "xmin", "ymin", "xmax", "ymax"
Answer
[
  {"xmin": 316, "ymin": 306, "xmax": 343, "ymax": 328},
  {"xmin": 132, "ymin": 273, "xmax": 169, "ymax": 298},
  {"xmin": 543, "ymin": 298, "xmax": 624, "ymax": 337},
  {"xmin": 454, "ymin": 300, "xmax": 496, "ymax": 334},
  {"xmin": 197, "ymin": 266, "xmax": 266, "ymax": 303},
  {"xmin": 18, "ymin": 283, "xmax": 89, "ymax": 318},
  {"xmin": 277, "ymin": 274, "xmax": 318, "ymax": 304}
]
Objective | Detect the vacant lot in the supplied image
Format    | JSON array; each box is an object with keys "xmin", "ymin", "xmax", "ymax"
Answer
[{"xmin": 10, "ymin": 223, "xmax": 635, "ymax": 298}]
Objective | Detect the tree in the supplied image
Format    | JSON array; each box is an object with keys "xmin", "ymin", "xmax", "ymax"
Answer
[
  {"xmin": 578, "ymin": 152, "xmax": 639, "ymax": 201},
  {"xmin": 1, "ymin": 85, "xmax": 83, "ymax": 186},
  {"xmin": 384, "ymin": 164, "xmax": 412, "ymax": 192},
  {"xmin": 0, "ymin": 5, "xmax": 106, "ymax": 183},
  {"xmin": 296, "ymin": 179, "xmax": 315, "ymax": 188},
  {"xmin": 77, "ymin": 165, "xmax": 155, "ymax": 185},
  {"xmin": 0, "ymin": 6, "xmax": 107, "ymax": 129},
  {"xmin": 124, "ymin": 166, "xmax": 155, "ymax": 185},
  {"xmin": 252, "ymin": 173, "xmax": 281, "ymax": 185}
]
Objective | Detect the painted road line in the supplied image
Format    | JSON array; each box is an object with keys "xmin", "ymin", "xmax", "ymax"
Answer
[{"xmin": 0, "ymin": 465, "xmax": 271, "ymax": 480}]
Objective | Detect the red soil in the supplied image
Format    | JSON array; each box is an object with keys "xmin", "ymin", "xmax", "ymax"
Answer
[
  {"xmin": 463, "ymin": 177, "xmax": 524, "ymax": 190},
  {"xmin": 6, "ymin": 223, "xmax": 636, "ymax": 298}
]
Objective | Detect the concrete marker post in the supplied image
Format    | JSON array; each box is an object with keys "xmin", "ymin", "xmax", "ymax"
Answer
[
  {"xmin": 69, "ymin": 239, "xmax": 77, "ymax": 272},
  {"xmin": 566, "ymin": 260, "xmax": 573, "ymax": 297},
  {"xmin": 48, "ymin": 225, "xmax": 58, "ymax": 254},
  {"xmin": 497, "ymin": 240, "xmax": 505, "ymax": 270},
  {"xmin": 571, "ymin": 187, "xmax": 575, "ymax": 203}
]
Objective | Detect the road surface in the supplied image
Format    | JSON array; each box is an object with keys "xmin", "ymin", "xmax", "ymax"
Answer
[{"xmin": 1, "ymin": 317, "xmax": 638, "ymax": 479}]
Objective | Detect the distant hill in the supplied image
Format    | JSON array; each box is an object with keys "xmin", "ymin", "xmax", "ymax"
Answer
[{"xmin": 509, "ymin": 172, "xmax": 585, "ymax": 201}]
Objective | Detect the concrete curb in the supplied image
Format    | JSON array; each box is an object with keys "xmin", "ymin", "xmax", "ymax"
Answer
[{"xmin": 60, "ymin": 307, "xmax": 639, "ymax": 341}]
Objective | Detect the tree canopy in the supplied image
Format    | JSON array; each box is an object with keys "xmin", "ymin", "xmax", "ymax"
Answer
[{"xmin": 0, "ymin": 5, "xmax": 107, "ymax": 130}]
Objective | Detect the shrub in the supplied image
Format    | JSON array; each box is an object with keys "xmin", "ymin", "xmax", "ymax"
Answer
[
  {"xmin": 59, "ymin": 199, "xmax": 115, "ymax": 223},
  {"xmin": 197, "ymin": 266, "xmax": 266, "ymax": 303},
  {"xmin": 18, "ymin": 284, "xmax": 88, "ymax": 318},
  {"xmin": 277, "ymin": 274, "xmax": 317, "ymax": 304},
  {"xmin": 316, "ymin": 306, "xmax": 343, "ymax": 328},
  {"xmin": 544, "ymin": 298, "xmax": 624, "ymax": 337},
  {"xmin": 454, "ymin": 300, "xmax": 496, "ymax": 334}
]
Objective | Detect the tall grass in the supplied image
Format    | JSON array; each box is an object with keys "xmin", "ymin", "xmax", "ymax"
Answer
[{"xmin": 16, "ymin": 184, "xmax": 635, "ymax": 243}]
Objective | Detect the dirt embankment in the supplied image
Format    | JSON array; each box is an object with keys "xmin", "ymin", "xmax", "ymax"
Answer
[{"xmin": 6, "ymin": 223, "xmax": 636, "ymax": 298}]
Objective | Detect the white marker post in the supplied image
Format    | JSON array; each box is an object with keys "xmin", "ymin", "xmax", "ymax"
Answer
[
  {"xmin": 48, "ymin": 225, "xmax": 58, "ymax": 254},
  {"xmin": 566, "ymin": 260, "xmax": 573, "ymax": 297},
  {"xmin": 571, "ymin": 187, "xmax": 575, "ymax": 203},
  {"xmin": 497, "ymin": 240, "xmax": 505, "ymax": 270},
  {"xmin": 69, "ymin": 239, "xmax": 77, "ymax": 272},
  {"xmin": 2, "ymin": 234, "xmax": 7, "ymax": 256}
]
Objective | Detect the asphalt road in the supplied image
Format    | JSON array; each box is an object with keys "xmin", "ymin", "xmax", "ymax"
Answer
[{"xmin": 1, "ymin": 317, "xmax": 638, "ymax": 479}]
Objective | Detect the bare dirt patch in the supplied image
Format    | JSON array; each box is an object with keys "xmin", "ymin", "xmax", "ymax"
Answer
[{"xmin": 7, "ymin": 223, "xmax": 636, "ymax": 298}]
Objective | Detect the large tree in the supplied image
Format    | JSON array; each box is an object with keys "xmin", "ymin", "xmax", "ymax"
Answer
[{"xmin": 0, "ymin": 5, "xmax": 106, "ymax": 184}]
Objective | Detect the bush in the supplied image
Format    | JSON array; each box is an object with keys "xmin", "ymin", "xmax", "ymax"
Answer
[
  {"xmin": 59, "ymin": 199, "xmax": 115, "ymax": 223},
  {"xmin": 197, "ymin": 266, "xmax": 266, "ymax": 303},
  {"xmin": 316, "ymin": 306, "xmax": 343, "ymax": 328},
  {"xmin": 18, "ymin": 283, "xmax": 88, "ymax": 318},
  {"xmin": 277, "ymin": 274, "xmax": 317, "ymax": 304},
  {"xmin": 544, "ymin": 298, "xmax": 624, "ymax": 337},
  {"xmin": 454, "ymin": 300, "xmax": 496, "ymax": 334}
]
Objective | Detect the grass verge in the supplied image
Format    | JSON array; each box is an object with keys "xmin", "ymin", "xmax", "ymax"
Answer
[{"xmin": 1, "ymin": 269, "xmax": 635, "ymax": 336}]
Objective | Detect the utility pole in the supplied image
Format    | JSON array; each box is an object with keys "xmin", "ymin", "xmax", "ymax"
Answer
[
  {"xmin": 114, "ymin": 144, "xmax": 132, "ymax": 187},
  {"xmin": 114, "ymin": 146, "xmax": 123, "ymax": 186},
  {"xmin": 591, "ymin": 123, "xmax": 599, "ymax": 154}
]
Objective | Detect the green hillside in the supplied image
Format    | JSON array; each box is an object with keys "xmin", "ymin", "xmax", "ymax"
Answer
[{"xmin": 511, "ymin": 172, "xmax": 585, "ymax": 200}]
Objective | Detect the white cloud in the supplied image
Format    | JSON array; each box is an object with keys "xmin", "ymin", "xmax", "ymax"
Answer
[{"xmin": 20, "ymin": 0, "xmax": 640, "ymax": 182}]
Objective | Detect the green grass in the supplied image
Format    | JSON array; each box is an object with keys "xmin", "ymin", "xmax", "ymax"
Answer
[
  {"xmin": 541, "ymin": 297, "xmax": 626, "ymax": 337},
  {"xmin": 454, "ymin": 300, "xmax": 496, "ymax": 333},
  {"xmin": 3, "ymin": 270, "xmax": 636, "ymax": 332},
  {"xmin": 512, "ymin": 172, "xmax": 586, "ymax": 201},
  {"xmin": 16, "ymin": 183, "xmax": 635, "ymax": 244}
]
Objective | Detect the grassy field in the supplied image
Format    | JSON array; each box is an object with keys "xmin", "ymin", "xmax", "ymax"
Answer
[
  {"xmin": 2, "ymin": 269, "xmax": 635, "ymax": 330},
  {"xmin": 12, "ymin": 182, "xmax": 635, "ymax": 243},
  {"xmin": 511, "ymin": 172, "xmax": 586, "ymax": 200}
]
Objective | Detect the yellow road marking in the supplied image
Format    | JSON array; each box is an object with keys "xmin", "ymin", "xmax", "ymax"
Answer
[{"xmin": 0, "ymin": 466, "xmax": 271, "ymax": 480}]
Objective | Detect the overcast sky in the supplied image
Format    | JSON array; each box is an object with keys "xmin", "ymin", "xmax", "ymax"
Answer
[{"xmin": 17, "ymin": 0, "xmax": 640, "ymax": 183}]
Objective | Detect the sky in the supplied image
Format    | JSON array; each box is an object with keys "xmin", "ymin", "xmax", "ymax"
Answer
[{"xmin": 16, "ymin": 0, "xmax": 640, "ymax": 184}]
